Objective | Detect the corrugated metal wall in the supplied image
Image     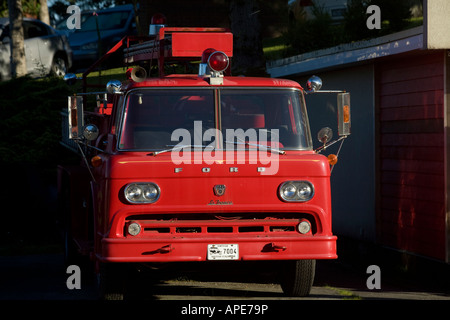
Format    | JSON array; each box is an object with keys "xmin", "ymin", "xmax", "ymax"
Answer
[{"xmin": 377, "ymin": 52, "xmax": 446, "ymax": 260}]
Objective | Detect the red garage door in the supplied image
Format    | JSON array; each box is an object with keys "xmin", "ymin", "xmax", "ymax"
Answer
[{"xmin": 378, "ymin": 52, "xmax": 446, "ymax": 261}]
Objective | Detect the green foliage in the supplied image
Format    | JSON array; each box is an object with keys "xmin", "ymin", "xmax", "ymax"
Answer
[
  {"xmin": 343, "ymin": 0, "xmax": 374, "ymax": 41},
  {"xmin": 0, "ymin": 0, "xmax": 7, "ymax": 17},
  {"xmin": 285, "ymin": 2, "xmax": 345, "ymax": 55},
  {"xmin": 0, "ymin": 76, "xmax": 80, "ymax": 248},
  {"xmin": 22, "ymin": 0, "xmax": 40, "ymax": 18},
  {"xmin": 284, "ymin": 0, "xmax": 420, "ymax": 56},
  {"xmin": 0, "ymin": 76, "xmax": 72, "ymax": 164},
  {"xmin": 372, "ymin": 0, "xmax": 411, "ymax": 32},
  {"xmin": 0, "ymin": 0, "xmax": 40, "ymax": 18}
]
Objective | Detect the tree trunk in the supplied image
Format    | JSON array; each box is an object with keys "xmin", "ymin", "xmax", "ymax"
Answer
[
  {"xmin": 229, "ymin": 0, "xmax": 266, "ymax": 76},
  {"xmin": 39, "ymin": 0, "xmax": 50, "ymax": 25},
  {"xmin": 8, "ymin": 0, "xmax": 26, "ymax": 78}
]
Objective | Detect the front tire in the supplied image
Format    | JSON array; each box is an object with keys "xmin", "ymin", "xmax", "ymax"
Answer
[
  {"xmin": 98, "ymin": 263, "xmax": 127, "ymax": 300},
  {"xmin": 280, "ymin": 259, "xmax": 316, "ymax": 297},
  {"xmin": 51, "ymin": 55, "xmax": 67, "ymax": 77}
]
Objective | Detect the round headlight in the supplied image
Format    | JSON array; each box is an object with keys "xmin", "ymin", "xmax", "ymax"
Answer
[
  {"xmin": 297, "ymin": 183, "xmax": 313, "ymax": 201},
  {"xmin": 279, "ymin": 181, "xmax": 314, "ymax": 202},
  {"xmin": 282, "ymin": 184, "xmax": 297, "ymax": 200},
  {"xmin": 143, "ymin": 184, "xmax": 159, "ymax": 201},
  {"xmin": 124, "ymin": 183, "xmax": 160, "ymax": 204},
  {"xmin": 125, "ymin": 185, "xmax": 142, "ymax": 202}
]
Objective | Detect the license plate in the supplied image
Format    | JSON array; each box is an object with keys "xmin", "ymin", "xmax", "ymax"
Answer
[{"xmin": 207, "ymin": 244, "xmax": 239, "ymax": 260}]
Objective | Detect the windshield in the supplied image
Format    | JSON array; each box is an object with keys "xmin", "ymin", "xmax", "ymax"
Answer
[{"xmin": 118, "ymin": 88, "xmax": 312, "ymax": 151}]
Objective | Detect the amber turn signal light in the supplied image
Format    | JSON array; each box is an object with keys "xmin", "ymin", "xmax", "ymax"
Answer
[
  {"xmin": 328, "ymin": 154, "xmax": 338, "ymax": 165},
  {"xmin": 91, "ymin": 155, "xmax": 102, "ymax": 167},
  {"xmin": 343, "ymin": 105, "xmax": 350, "ymax": 123}
]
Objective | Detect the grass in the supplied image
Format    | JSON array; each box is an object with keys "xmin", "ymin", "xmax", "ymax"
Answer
[
  {"xmin": 80, "ymin": 66, "xmax": 129, "ymax": 79},
  {"xmin": 263, "ymin": 36, "xmax": 290, "ymax": 61},
  {"xmin": 325, "ymin": 286, "xmax": 362, "ymax": 300},
  {"xmin": 72, "ymin": 66, "xmax": 129, "ymax": 93}
]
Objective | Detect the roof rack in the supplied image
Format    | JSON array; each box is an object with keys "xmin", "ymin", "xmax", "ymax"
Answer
[
  {"xmin": 80, "ymin": 26, "xmax": 233, "ymax": 92},
  {"xmin": 123, "ymin": 27, "xmax": 233, "ymax": 77}
]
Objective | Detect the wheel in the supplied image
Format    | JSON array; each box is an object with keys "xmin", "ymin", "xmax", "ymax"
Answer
[
  {"xmin": 51, "ymin": 55, "xmax": 67, "ymax": 77},
  {"xmin": 98, "ymin": 263, "xmax": 127, "ymax": 300},
  {"xmin": 280, "ymin": 259, "xmax": 316, "ymax": 297}
]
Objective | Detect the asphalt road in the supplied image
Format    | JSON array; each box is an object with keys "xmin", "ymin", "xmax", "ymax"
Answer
[{"xmin": 1, "ymin": 253, "xmax": 449, "ymax": 301}]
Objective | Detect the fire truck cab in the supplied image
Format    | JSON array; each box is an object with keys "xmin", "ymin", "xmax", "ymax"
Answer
[{"xmin": 58, "ymin": 17, "xmax": 351, "ymax": 299}]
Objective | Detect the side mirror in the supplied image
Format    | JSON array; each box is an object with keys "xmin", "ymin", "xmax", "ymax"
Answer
[
  {"xmin": 305, "ymin": 75, "xmax": 322, "ymax": 94},
  {"xmin": 317, "ymin": 127, "xmax": 333, "ymax": 145},
  {"xmin": 83, "ymin": 124, "xmax": 99, "ymax": 141},
  {"xmin": 68, "ymin": 96, "xmax": 84, "ymax": 139},
  {"xmin": 106, "ymin": 80, "xmax": 123, "ymax": 94},
  {"xmin": 337, "ymin": 92, "xmax": 351, "ymax": 136}
]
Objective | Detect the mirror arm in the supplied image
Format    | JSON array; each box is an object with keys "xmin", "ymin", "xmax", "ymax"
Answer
[
  {"xmin": 75, "ymin": 140, "xmax": 97, "ymax": 184},
  {"xmin": 85, "ymin": 144, "xmax": 104, "ymax": 153},
  {"xmin": 315, "ymin": 135, "xmax": 347, "ymax": 154},
  {"xmin": 306, "ymin": 90, "xmax": 347, "ymax": 95},
  {"xmin": 74, "ymin": 136, "xmax": 109, "ymax": 153}
]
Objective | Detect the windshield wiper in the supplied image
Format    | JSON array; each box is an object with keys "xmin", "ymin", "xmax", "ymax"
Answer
[
  {"xmin": 148, "ymin": 140, "xmax": 286, "ymax": 156},
  {"xmin": 225, "ymin": 138, "xmax": 286, "ymax": 155},
  {"xmin": 147, "ymin": 144, "xmax": 211, "ymax": 156}
]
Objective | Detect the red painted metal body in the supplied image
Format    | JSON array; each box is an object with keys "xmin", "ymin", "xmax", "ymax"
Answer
[
  {"xmin": 91, "ymin": 151, "xmax": 336, "ymax": 263},
  {"xmin": 58, "ymin": 27, "xmax": 337, "ymax": 270}
]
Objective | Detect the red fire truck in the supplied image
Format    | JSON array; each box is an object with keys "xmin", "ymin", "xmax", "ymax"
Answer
[{"xmin": 58, "ymin": 16, "xmax": 351, "ymax": 299}]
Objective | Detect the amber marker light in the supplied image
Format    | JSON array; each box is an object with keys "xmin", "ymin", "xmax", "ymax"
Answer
[
  {"xmin": 328, "ymin": 154, "xmax": 338, "ymax": 166},
  {"xmin": 91, "ymin": 155, "xmax": 102, "ymax": 167},
  {"xmin": 343, "ymin": 105, "xmax": 350, "ymax": 123}
]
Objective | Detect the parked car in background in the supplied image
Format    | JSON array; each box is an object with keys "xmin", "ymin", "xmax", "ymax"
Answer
[
  {"xmin": 56, "ymin": 4, "xmax": 137, "ymax": 70},
  {"xmin": 0, "ymin": 17, "xmax": 73, "ymax": 81}
]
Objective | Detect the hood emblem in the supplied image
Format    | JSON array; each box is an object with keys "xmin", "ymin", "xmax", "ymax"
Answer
[{"xmin": 213, "ymin": 185, "xmax": 226, "ymax": 196}]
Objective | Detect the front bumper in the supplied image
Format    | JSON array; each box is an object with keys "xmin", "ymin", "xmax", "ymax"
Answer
[{"xmin": 99, "ymin": 234, "xmax": 337, "ymax": 262}]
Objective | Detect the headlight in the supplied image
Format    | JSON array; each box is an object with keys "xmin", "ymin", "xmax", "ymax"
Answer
[
  {"xmin": 279, "ymin": 181, "xmax": 314, "ymax": 202},
  {"xmin": 124, "ymin": 182, "xmax": 160, "ymax": 204}
]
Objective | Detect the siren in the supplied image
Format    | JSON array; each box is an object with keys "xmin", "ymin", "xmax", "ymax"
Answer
[
  {"xmin": 208, "ymin": 51, "xmax": 229, "ymax": 73},
  {"xmin": 198, "ymin": 48, "xmax": 230, "ymax": 85},
  {"xmin": 130, "ymin": 66, "xmax": 147, "ymax": 83},
  {"xmin": 149, "ymin": 13, "xmax": 167, "ymax": 36}
]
